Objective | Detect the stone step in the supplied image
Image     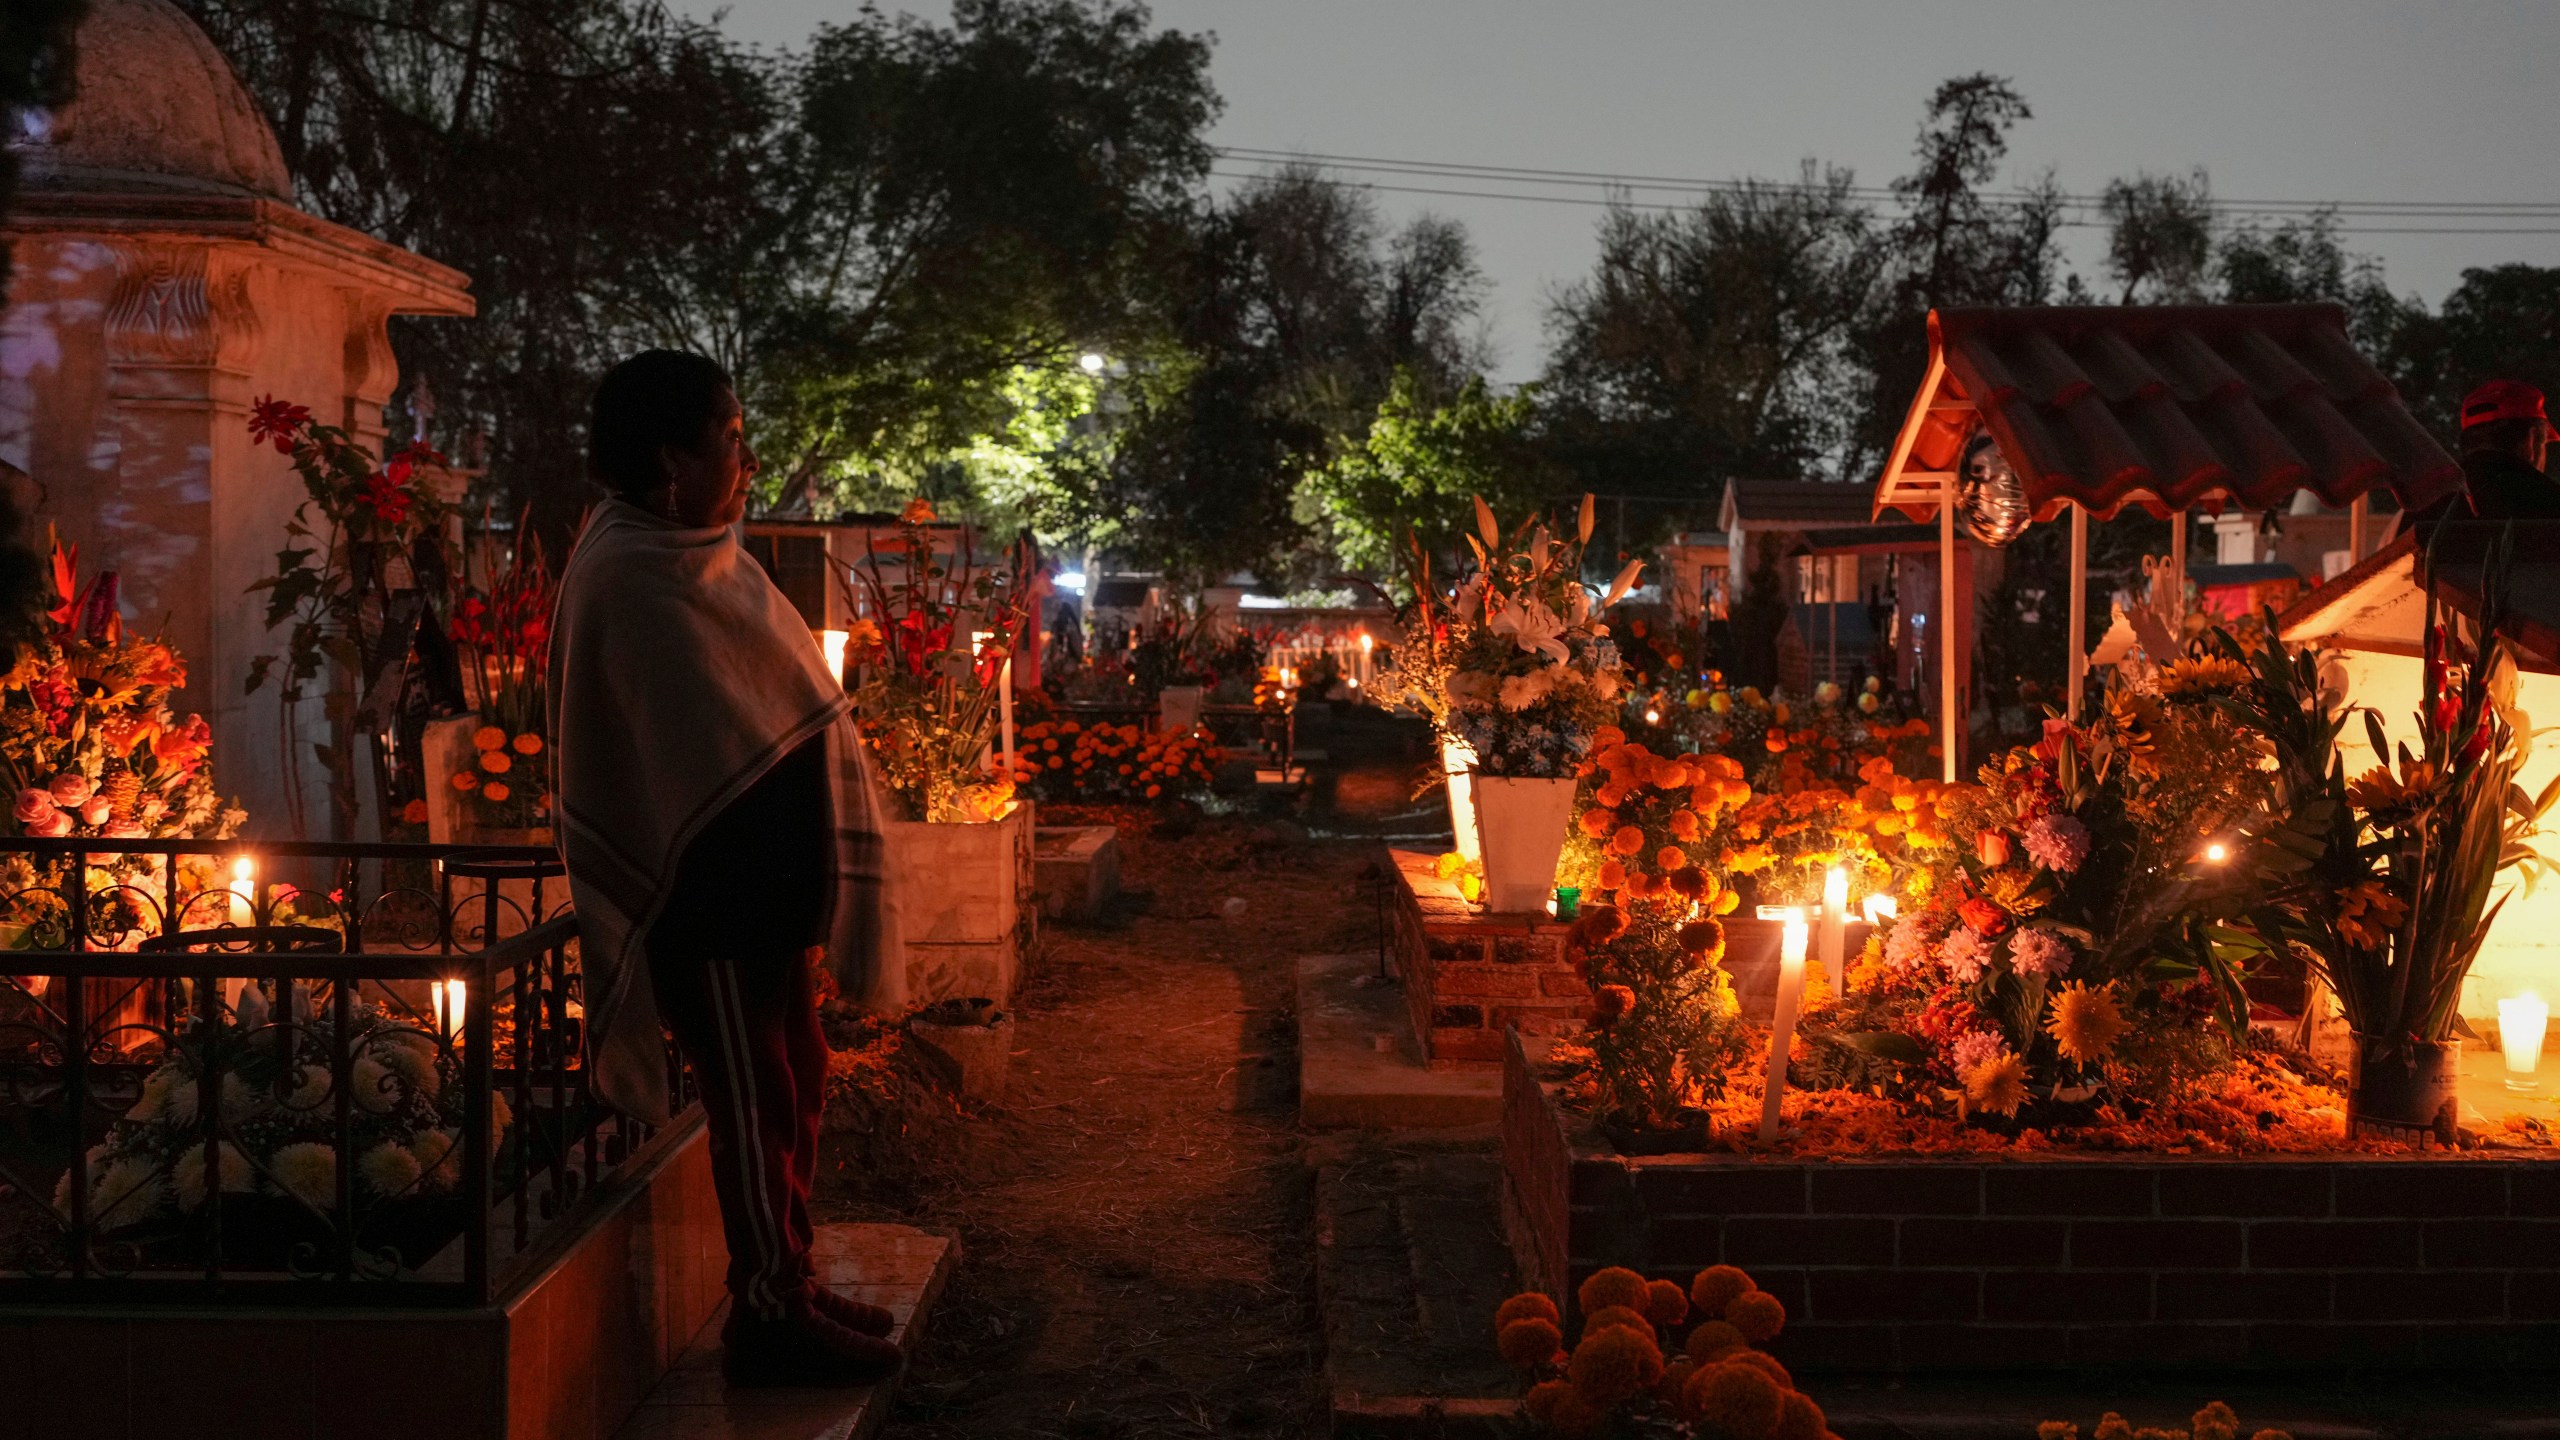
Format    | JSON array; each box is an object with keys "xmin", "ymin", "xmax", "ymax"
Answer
[
  {"xmin": 610, "ymin": 1223, "xmax": 958, "ymax": 1440},
  {"xmin": 1297, "ymin": 952, "xmax": 1501, "ymax": 1129}
]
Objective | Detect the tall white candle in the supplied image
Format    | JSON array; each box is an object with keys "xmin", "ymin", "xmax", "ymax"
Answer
[
  {"xmin": 1760, "ymin": 909, "xmax": 1809, "ymax": 1142},
  {"xmin": 1820, "ymin": 866, "xmax": 1849, "ymax": 994}
]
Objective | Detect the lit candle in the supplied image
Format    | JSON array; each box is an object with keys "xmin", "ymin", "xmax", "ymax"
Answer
[
  {"xmin": 1821, "ymin": 866, "xmax": 1849, "ymax": 992},
  {"xmin": 432, "ymin": 978, "xmax": 466, "ymax": 1038},
  {"xmin": 228, "ymin": 855, "xmax": 255, "ymax": 926},
  {"xmin": 819, "ymin": 629, "xmax": 849, "ymax": 684},
  {"xmin": 1862, "ymin": 893, "xmax": 1899, "ymax": 927},
  {"xmin": 1760, "ymin": 908, "xmax": 1809, "ymax": 1142},
  {"xmin": 2501, "ymin": 994, "xmax": 2548, "ymax": 1092}
]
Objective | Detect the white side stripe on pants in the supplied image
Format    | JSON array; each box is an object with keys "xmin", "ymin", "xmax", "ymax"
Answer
[{"xmin": 707, "ymin": 955, "xmax": 785, "ymax": 1316}]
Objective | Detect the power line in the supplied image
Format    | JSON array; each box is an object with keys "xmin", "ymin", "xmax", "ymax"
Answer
[
  {"xmin": 1211, "ymin": 167, "xmax": 2560, "ymax": 237},
  {"xmin": 1213, "ymin": 145, "xmax": 2560, "ymax": 228}
]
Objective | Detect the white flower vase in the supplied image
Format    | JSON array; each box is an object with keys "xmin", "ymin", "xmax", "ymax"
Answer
[
  {"xmin": 1470, "ymin": 772, "xmax": 1577, "ymax": 914},
  {"xmin": 1441, "ymin": 736, "xmax": 1482, "ymax": 863}
]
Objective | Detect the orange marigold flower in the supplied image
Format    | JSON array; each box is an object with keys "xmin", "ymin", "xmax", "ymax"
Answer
[
  {"xmin": 1582, "ymin": 1303, "xmax": 1650, "ymax": 1338},
  {"xmin": 1656, "ymin": 846, "xmax": 1689, "ymax": 871},
  {"xmin": 1496, "ymin": 1292, "xmax": 1560, "ymax": 1330},
  {"xmin": 480, "ymin": 750, "xmax": 513, "ymax": 775},
  {"xmin": 1668, "ymin": 810, "xmax": 1701, "ymax": 841},
  {"xmin": 450, "ymin": 772, "xmax": 478, "ymax": 792},
  {"xmin": 1565, "ymin": 1324, "xmax": 1661, "ymax": 1407},
  {"xmin": 1577, "ymin": 1267, "xmax": 1651, "ymax": 1316},
  {"xmin": 1725, "ymin": 1289, "xmax": 1785, "ymax": 1343},
  {"xmin": 1690, "ymin": 1265, "xmax": 1754, "ymax": 1316},
  {"xmin": 1497, "ymin": 1317, "xmax": 1562, "ymax": 1368},
  {"xmin": 1597, "ymin": 860, "xmax": 1628, "ymax": 890},
  {"xmin": 511, "ymin": 733, "xmax": 543, "ymax": 756},
  {"xmin": 1686, "ymin": 1362, "xmax": 1782, "ymax": 1439},
  {"xmin": 1592, "ymin": 985, "xmax": 1634, "ymax": 1025},
  {"xmin": 1579, "ymin": 808, "xmax": 1618, "ymax": 838},
  {"xmin": 1683, "ymin": 1318, "xmax": 1745, "ymax": 1365},
  {"xmin": 1643, "ymin": 1279, "xmax": 1689, "ymax": 1328},
  {"xmin": 1609, "ymin": 826, "xmax": 1645, "ymax": 857},
  {"xmin": 1547, "ymin": 1389, "xmax": 1609, "ymax": 1440},
  {"xmin": 400, "ymin": 798, "xmax": 429, "ymax": 825},
  {"xmin": 1727, "ymin": 1348, "xmax": 1791, "ymax": 1390},
  {"xmin": 1776, "ymin": 1390, "xmax": 1828, "ymax": 1440},
  {"xmin": 1523, "ymin": 1379, "xmax": 1572, "ymax": 1425}
]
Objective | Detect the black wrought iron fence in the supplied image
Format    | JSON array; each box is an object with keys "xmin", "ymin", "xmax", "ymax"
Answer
[{"xmin": 0, "ymin": 839, "xmax": 691, "ymax": 1306}]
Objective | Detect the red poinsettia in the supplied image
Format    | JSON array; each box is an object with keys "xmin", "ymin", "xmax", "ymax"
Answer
[
  {"xmin": 355, "ymin": 470, "xmax": 414, "ymax": 526},
  {"xmin": 248, "ymin": 395, "xmax": 311, "ymax": 453}
]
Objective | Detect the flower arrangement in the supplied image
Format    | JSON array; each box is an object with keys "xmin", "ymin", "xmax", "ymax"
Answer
[
  {"xmin": 1549, "ymin": 901, "xmax": 1757, "ymax": 1135},
  {"xmin": 444, "ymin": 526, "xmax": 556, "ymax": 838},
  {"xmin": 1395, "ymin": 496, "xmax": 1636, "ymax": 779},
  {"xmin": 1495, "ymin": 1264, "xmax": 1826, "ymax": 1440},
  {"xmin": 2196, "ymin": 553, "xmax": 2559, "ymax": 1126},
  {"xmin": 57, "ymin": 987, "xmax": 509, "ymax": 1237},
  {"xmin": 1811, "ymin": 631, "xmax": 2282, "ymax": 1127},
  {"xmin": 243, "ymin": 398, "xmax": 457, "ymax": 836},
  {"xmin": 3, "ymin": 539, "xmax": 240, "ymax": 848},
  {"xmin": 1557, "ymin": 728, "xmax": 1753, "ymax": 907},
  {"xmin": 1662, "ymin": 673, "xmax": 1936, "ymax": 795},
  {"xmin": 839, "ymin": 500, "xmax": 1030, "ymax": 823},
  {"xmin": 1004, "ymin": 717, "xmax": 1225, "ymax": 804}
]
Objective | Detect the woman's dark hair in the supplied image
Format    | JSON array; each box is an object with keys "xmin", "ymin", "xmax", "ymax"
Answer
[{"xmin": 587, "ymin": 350, "xmax": 733, "ymax": 497}]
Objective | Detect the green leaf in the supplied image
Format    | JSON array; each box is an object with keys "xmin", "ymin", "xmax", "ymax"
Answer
[
  {"xmin": 1835, "ymin": 1031, "xmax": 1926, "ymax": 1064},
  {"xmin": 2365, "ymin": 708, "xmax": 2390, "ymax": 768}
]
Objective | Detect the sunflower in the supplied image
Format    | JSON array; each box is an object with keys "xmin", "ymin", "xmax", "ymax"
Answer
[
  {"xmin": 2045, "ymin": 982, "xmax": 2128, "ymax": 1065},
  {"xmin": 1961, "ymin": 1051, "xmax": 2029, "ymax": 1116},
  {"xmin": 2158, "ymin": 654, "xmax": 2253, "ymax": 697},
  {"xmin": 2347, "ymin": 761, "xmax": 2437, "ymax": 820}
]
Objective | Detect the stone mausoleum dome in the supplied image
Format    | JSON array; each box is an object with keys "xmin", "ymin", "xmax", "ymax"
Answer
[{"xmin": 12, "ymin": 0, "xmax": 293, "ymax": 201}]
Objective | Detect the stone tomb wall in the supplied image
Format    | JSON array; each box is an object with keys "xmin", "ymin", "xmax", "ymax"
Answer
[{"xmin": 1503, "ymin": 1031, "xmax": 2560, "ymax": 1375}]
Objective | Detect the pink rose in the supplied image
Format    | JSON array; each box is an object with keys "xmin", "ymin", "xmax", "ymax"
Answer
[
  {"xmin": 1977, "ymin": 830, "xmax": 2012, "ymax": 867},
  {"xmin": 47, "ymin": 773, "xmax": 94, "ymax": 807},
  {"xmin": 14, "ymin": 789, "xmax": 56, "ymax": 825},
  {"xmin": 102, "ymin": 821, "xmax": 147, "ymax": 839},
  {"xmin": 79, "ymin": 797, "xmax": 112, "ymax": 827},
  {"xmin": 25, "ymin": 808, "xmax": 73, "ymax": 838}
]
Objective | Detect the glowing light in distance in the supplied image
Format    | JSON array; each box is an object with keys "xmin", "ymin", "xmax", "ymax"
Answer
[
  {"xmin": 1054, "ymin": 571, "xmax": 1087, "ymax": 592},
  {"xmin": 1079, "ymin": 352, "xmax": 1107, "ymax": 374}
]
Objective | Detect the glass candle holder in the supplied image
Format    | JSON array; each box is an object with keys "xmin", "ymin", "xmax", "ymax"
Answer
[
  {"xmin": 1552, "ymin": 886, "xmax": 1580, "ymax": 920},
  {"xmin": 2500, "ymin": 994, "xmax": 2548, "ymax": 1093}
]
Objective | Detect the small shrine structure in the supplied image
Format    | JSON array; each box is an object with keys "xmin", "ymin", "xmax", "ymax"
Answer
[
  {"xmin": 1, "ymin": 0, "xmax": 473, "ymax": 832},
  {"xmin": 1871, "ymin": 302, "xmax": 2462, "ymax": 778}
]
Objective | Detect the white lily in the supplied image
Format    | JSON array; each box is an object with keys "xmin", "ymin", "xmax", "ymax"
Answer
[
  {"xmin": 1489, "ymin": 596, "xmax": 1569, "ymax": 664},
  {"xmin": 1577, "ymin": 492, "xmax": 1596, "ymax": 544},
  {"xmin": 1600, "ymin": 558, "xmax": 1645, "ymax": 607},
  {"xmin": 1473, "ymin": 495, "xmax": 1500, "ymax": 549}
]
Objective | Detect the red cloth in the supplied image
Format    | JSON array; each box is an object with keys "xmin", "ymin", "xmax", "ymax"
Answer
[{"xmin": 649, "ymin": 937, "xmax": 827, "ymax": 1320}]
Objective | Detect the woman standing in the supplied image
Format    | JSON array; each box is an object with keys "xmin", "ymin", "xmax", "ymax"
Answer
[{"xmin": 549, "ymin": 350, "xmax": 905, "ymax": 1386}]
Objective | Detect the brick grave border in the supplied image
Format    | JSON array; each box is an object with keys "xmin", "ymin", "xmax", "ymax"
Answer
[
  {"xmin": 1502, "ymin": 1029, "xmax": 2560, "ymax": 1375},
  {"xmin": 1386, "ymin": 849, "xmax": 1869, "ymax": 1067}
]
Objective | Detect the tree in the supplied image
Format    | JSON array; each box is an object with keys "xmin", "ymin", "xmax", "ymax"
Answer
[
  {"xmin": 2383, "ymin": 264, "xmax": 2560, "ymax": 439},
  {"xmin": 1086, "ymin": 167, "xmax": 1491, "ymax": 588},
  {"xmin": 1540, "ymin": 166, "xmax": 1882, "ymax": 508},
  {"xmin": 2101, "ymin": 169, "xmax": 2216, "ymax": 304},
  {"xmin": 0, "ymin": 0, "xmax": 85, "ymax": 304},
  {"xmin": 1846, "ymin": 74, "xmax": 2064, "ymax": 477},
  {"xmin": 1301, "ymin": 368, "xmax": 1552, "ymax": 579}
]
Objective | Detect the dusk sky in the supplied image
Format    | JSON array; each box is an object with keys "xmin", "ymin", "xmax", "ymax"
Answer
[{"xmin": 688, "ymin": 2, "xmax": 2560, "ymax": 383}]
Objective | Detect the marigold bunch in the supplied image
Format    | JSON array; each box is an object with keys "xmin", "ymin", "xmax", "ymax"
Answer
[{"xmin": 1500, "ymin": 1264, "xmax": 1836, "ymax": 1440}]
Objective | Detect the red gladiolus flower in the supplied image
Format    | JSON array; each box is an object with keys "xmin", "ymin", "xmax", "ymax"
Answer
[{"xmin": 248, "ymin": 395, "xmax": 311, "ymax": 453}]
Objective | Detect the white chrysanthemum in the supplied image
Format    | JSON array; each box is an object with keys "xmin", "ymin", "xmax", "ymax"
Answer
[
  {"xmin": 351, "ymin": 1056, "xmax": 399, "ymax": 1114},
  {"xmin": 358, "ymin": 1142, "xmax": 423, "ymax": 1197},
  {"xmin": 278, "ymin": 1065, "xmax": 332, "ymax": 1112},
  {"xmin": 409, "ymin": 1129, "xmax": 459, "ymax": 1192},
  {"xmin": 91, "ymin": 1156, "xmax": 169, "ymax": 1227},
  {"xmin": 270, "ymin": 1142, "xmax": 336, "ymax": 1208},
  {"xmin": 217, "ymin": 1073, "xmax": 260, "ymax": 1122},
  {"xmin": 374, "ymin": 1041, "xmax": 441, "ymax": 1101},
  {"xmin": 124, "ymin": 1066, "xmax": 184, "ymax": 1123},
  {"xmin": 156, "ymin": 1076, "xmax": 199, "ymax": 1127},
  {"xmin": 172, "ymin": 1142, "xmax": 253, "ymax": 1211}
]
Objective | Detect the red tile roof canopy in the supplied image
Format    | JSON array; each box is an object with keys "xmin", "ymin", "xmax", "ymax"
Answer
[{"xmin": 1872, "ymin": 303, "xmax": 2463, "ymax": 525}]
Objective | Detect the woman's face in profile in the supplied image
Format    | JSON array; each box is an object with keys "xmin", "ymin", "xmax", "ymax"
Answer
[{"xmin": 662, "ymin": 387, "xmax": 758, "ymax": 528}]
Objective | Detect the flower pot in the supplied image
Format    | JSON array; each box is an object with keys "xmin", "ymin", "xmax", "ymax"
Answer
[
  {"xmin": 1470, "ymin": 773, "xmax": 1577, "ymax": 914},
  {"xmin": 1441, "ymin": 737, "xmax": 1482, "ymax": 863},
  {"xmin": 2348, "ymin": 1037, "xmax": 2463, "ymax": 1141},
  {"xmin": 910, "ymin": 1002, "xmax": 1012, "ymax": 1102}
]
